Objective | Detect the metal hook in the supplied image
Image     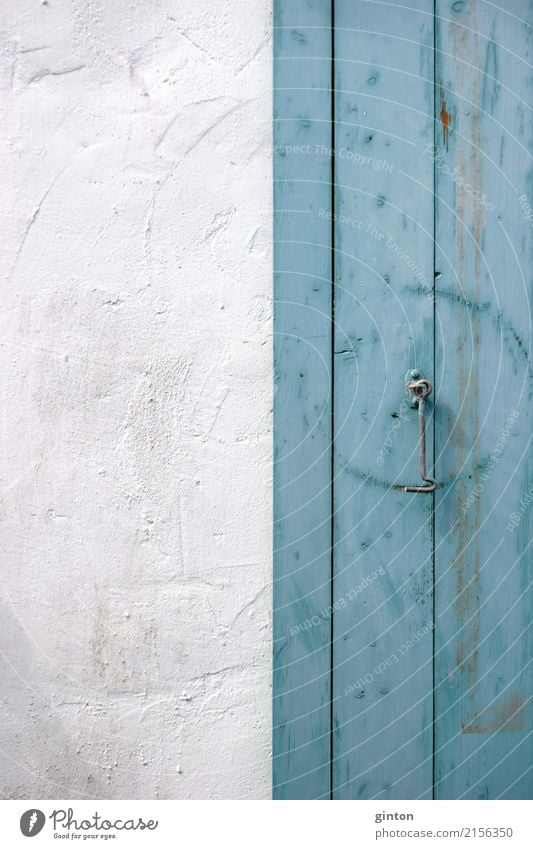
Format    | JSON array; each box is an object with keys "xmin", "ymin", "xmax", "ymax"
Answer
[{"xmin": 395, "ymin": 369, "xmax": 437, "ymax": 493}]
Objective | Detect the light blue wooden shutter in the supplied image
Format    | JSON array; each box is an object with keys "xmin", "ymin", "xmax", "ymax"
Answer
[{"xmin": 274, "ymin": 0, "xmax": 532, "ymax": 800}]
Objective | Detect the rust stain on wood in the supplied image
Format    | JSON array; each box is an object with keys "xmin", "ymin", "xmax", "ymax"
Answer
[
  {"xmin": 450, "ymin": 8, "xmax": 485, "ymax": 694},
  {"xmin": 439, "ymin": 85, "xmax": 452, "ymax": 150},
  {"xmin": 462, "ymin": 692, "xmax": 529, "ymax": 733},
  {"xmin": 453, "ymin": 345, "xmax": 480, "ymax": 691}
]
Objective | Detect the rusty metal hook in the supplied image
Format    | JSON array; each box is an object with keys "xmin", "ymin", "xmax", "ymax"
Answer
[{"xmin": 395, "ymin": 369, "xmax": 437, "ymax": 493}]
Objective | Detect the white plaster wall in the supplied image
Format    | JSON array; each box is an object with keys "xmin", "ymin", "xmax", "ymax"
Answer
[{"xmin": 0, "ymin": 0, "xmax": 272, "ymax": 799}]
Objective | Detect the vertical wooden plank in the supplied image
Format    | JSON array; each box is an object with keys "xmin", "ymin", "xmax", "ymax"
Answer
[
  {"xmin": 434, "ymin": 0, "xmax": 533, "ymax": 799},
  {"xmin": 333, "ymin": 1, "xmax": 435, "ymax": 798},
  {"xmin": 273, "ymin": 0, "xmax": 333, "ymax": 799}
]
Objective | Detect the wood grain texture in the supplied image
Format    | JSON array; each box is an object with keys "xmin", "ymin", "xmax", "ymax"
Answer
[
  {"xmin": 434, "ymin": 0, "xmax": 533, "ymax": 800},
  {"xmin": 332, "ymin": 0, "xmax": 435, "ymax": 800},
  {"xmin": 273, "ymin": 0, "xmax": 333, "ymax": 799}
]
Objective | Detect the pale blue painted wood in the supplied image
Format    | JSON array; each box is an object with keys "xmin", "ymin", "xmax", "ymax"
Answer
[
  {"xmin": 332, "ymin": 0, "xmax": 435, "ymax": 800},
  {"xmin": 434, "ymin": 0, "xmax": 533, "ymax": 799},
  {"xmin": 273, "ymin": 0, "xmax": 333, "ymax": 799},
  {"xmin": 273, "ymin": 0, "xmax": 532, "ymax": 801}
]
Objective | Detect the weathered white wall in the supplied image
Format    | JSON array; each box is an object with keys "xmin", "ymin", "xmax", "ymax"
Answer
[{"xmin": 0, "ymin": 0, "xmax": 272, "ymax": 799}]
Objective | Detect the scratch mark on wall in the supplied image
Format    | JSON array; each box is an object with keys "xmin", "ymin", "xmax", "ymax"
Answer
[
  {"xmin": 183, "ymin": 99, "xmax": 257, "ymax": 159},
  {"xmin": 8, "ymin": 166, "xmax": 67, "ymax": 282},
  {"xmin": 28, "ymin": 64, "xmax": 85, "ymax": 84}
]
